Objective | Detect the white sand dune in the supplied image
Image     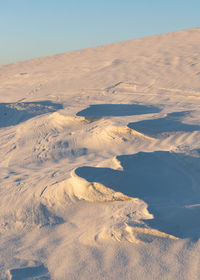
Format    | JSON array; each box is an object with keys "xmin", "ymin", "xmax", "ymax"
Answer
[{"xmin": 1, "ymin": 28, "xmax": 200, "ymax": 279}]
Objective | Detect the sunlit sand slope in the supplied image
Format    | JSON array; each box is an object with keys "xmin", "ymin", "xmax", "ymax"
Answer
[{"xmin": 0, "ymin": 28, "xmax": 200, "ymax": 280}]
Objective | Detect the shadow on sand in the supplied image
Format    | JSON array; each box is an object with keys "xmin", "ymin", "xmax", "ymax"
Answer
[
  {"xmin": 76, "ymin": 151, "xmax": 200, "ymax": 240},
  {"xmin": 0, "ymin": 101, "xmax": 63, "ymax": 128},
  {"xmin": 8, "ymin": 263, "xmax": 50, "ymax": 280},
  {"xmin": 76, "ymin": 104, "xmax": 161, "ymax": 119},
  {"xmin": 128, "ymin": 111, "xmax": 200, "ymax": 137}
]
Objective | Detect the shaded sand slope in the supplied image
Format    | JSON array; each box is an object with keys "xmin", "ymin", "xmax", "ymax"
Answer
[
  {"xmin": 77, "ymin": 104, "xmax": 161, "ymax": 119},
  {"xmin": 129, "ymin": 111, "xmax": 200, "ymax": 137},
  {"xmin": 0, "ymin": 101, "xmax": 62, "ymax": 128},
  {"xmin": 1, "ymin": 28, "xmax": 200, "ymax": 279},
  {"xmin": 76, "ymin": 151, "xmax": 200, "ymax": 240}
]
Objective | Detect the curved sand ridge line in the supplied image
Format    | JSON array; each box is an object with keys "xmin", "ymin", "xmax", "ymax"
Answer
[
  {"xmin": 96, "ymin": 223, "xmax": 179, "ymax": 244},
  {"xmin": 40, "ymin": 168, "xmax": 179, "ymax": 243},
  {"xmin": 48, "ymin": 111, "xmax": 88, "ymax": 129},
  {"xmin": 0, "ymin": 107, "xmax": 187, "ymax": 242},
  {"xmin": 1, "ymin": 106, "xmax": 198, "ymax": 242},
  {"xmin": 49, "ymin": 111, "xmax": 155, "ymax": 141},
  {"xmin": 0, "ymin": 110, "xmax": 156, "ymax": 168},
  {"xmin": 49, "ymin": 111, "xmax": 200, "ymax": 156},
  {"xmin": 1, "ymin": 108, "xmax": 193, "ymax": 241},
  {"xmin": 41, "ymin": 168, "xmax": 132, "ymax": 204}
]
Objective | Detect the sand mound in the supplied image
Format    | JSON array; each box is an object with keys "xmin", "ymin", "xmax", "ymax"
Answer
[{"xmin": 41, "ymin": 169, "xmax": 132, "ymax": 204}]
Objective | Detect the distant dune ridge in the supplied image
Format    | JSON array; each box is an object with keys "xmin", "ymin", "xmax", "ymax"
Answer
[{"xmin": 1, "ymin": 28, "xmax": 200, "ymax": 279}]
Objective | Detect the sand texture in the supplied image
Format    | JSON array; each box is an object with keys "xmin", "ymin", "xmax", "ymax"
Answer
[{"xmin": 1, "ymin": 28, "xmax": 200, "ymax": 279}]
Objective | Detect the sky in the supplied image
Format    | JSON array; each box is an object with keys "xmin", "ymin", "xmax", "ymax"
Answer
[{"xmin": 0, "ymin": 0, "xmax": 200, "ymax": 65}]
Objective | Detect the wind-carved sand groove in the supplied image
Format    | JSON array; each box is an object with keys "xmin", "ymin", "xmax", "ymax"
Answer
[
  {"xmin": 104, "ymin": 81, "xmax": 200, "ymax": 96},
  {"xmin": 104, "ymin": 81, "xmax": 155, "ymax": 94},
  {"xmin": 96, "ymin": 223, "xmax": 179, "ymax": 244}
]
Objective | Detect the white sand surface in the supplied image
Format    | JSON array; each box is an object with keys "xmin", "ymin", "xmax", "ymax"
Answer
[{"xmin": 1, "ymin": 28, "xmax": 200, "ymax": 279}]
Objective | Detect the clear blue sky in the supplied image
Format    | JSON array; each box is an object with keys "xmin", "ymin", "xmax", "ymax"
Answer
[{"xmin": 0, "ymin": 0, "xmax": 199, "ymax": 65}]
